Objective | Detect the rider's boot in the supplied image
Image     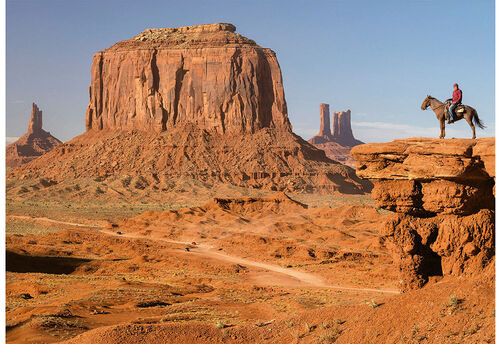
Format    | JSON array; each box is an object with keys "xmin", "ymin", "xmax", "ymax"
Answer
[
  {"xmin": 446, "ymin": 112, "xmax": 452, "ymax": 124},
  {"xmin": 449, "ymin": 112, "xmax": 455, "ymax": 124}
]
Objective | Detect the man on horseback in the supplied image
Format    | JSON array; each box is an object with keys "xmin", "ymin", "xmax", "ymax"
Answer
[
  {"xmin": 421, "ymin": 93, "xmax": 484, "ymax": 140},
  {"xmin": 445, "ymin": 83, "xmax": 462, "ymax": 124}
]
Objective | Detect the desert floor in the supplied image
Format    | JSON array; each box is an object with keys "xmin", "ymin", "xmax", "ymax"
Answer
[{"xmin": 5, "ymin": 189, "xmax": 493, "ymax": 343}]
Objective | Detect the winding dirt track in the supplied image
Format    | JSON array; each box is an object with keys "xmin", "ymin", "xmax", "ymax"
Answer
[
  {"xmin": 9, "ymin": 215, "xmax": 401, "ymax": 295},
  {"xmin": 9, "ymin": 215, "xmax": 103, "ymax": 228}
]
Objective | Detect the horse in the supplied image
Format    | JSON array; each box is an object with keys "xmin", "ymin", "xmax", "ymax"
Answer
[{"xmin": 420, "ymin": 95, "xmax": 485, "ymax": 139}]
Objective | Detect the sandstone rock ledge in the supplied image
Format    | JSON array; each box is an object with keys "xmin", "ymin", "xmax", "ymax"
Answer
[{"xmin": 352, "ymin": 137, "xmax": 495, "ymax": 290}]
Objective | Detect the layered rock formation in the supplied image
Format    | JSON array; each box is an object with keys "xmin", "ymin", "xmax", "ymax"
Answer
[
  {"xmin": 85, "ymin": 23, "xmax": 291, "ymax": 134},
  {"xmin": 352, "ymin": 137, "xmax": 495, "ymax": 290},
  {"xmin": 8, "ymin": 24, "xmax": 372, "ymax": 197},
  {"xmin": 6, "ymin": 103, "xmax": 61, "ymax": 169},
  {"xmin": 308, "ymin": 105, "xmax": 363, "ymax": 167}
]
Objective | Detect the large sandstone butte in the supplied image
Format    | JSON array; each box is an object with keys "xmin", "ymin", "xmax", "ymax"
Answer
[
  {"xmin": 352, "ymin": 137, "xmax": 495, "ymax": 290},
  {"xmin": 6, "ymin": 103, "xmax": 61, "ymax": 169},
  {"xmin": 308, "ymin": 104, "xmax": 363, "ymax": 167},
  {"xmin": 8, "ymin": 24, "xmax": 371, "ymax": 197},
  {"xmin": 86, "ymin": 23, "xmax": 290, "ymax": 134}
]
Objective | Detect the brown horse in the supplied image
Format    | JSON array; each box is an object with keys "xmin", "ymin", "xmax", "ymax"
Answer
[{"xmin": 420, "ymin": 95, "xmax": 485, "ymax": 139}]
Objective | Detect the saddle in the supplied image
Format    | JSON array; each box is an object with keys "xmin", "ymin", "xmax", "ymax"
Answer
[
  {"xmin": 445, "ymin": 103, "xmax": 466, "ymax": 114},
  {"xmin": 444, "ymin": 103, "xmax": 466, "ymax": 124}
]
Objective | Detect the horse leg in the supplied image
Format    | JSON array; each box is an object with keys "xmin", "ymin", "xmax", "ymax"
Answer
[
  {"xmin": 439, "ymin": 119, "xmax": 445, "ymax": 139},
  {"xmin": 465, "ymin": 115, "xmax": 476, "ymax": 139}
]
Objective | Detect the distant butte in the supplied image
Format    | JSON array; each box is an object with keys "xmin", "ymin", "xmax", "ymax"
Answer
[
  {"xmin": 308, "ymin": 104, "xmax": 363, "ymax": 167},
  {"xmin": 6, "ymin": 103, "xmax": 61, "ymax": 169}
]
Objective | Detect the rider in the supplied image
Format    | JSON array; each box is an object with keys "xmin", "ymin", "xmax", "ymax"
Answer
[{"xmin": 446, "ymin": 83, "xmax": 462, "ymax": 124}]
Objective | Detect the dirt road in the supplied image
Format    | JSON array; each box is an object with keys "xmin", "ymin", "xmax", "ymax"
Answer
[
  {"xmin": 9, "ymin": 215, "xmax": 400, "ymax": 294},
  {"xmin": 101, "ymin": 230, "xmax": 400, "ymax": 294}
]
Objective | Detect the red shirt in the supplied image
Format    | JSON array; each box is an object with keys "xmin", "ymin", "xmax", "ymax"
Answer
[{"xmin": 452, "ymin": 89, "xmax": 462, "ymax": 103}]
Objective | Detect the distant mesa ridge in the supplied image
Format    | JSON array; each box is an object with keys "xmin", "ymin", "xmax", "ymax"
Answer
[{"xmin": 6, "ymin": 103, "xmax": 61, "ymax": 169}]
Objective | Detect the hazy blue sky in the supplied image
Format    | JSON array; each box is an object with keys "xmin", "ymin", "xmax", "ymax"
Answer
[{"xmin": 6, "ymin": 0, "xmax": 494, "ymax": 143}]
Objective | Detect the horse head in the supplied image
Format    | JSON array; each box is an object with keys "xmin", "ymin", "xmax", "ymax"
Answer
[{"xmin": 421, "ymin": 95, "xmax": 431, "ymax": 110}]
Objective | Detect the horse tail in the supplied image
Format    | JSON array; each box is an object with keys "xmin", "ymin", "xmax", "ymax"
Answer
[{"xmin": 471, "ymin": 107, "xmax": 486, "ymax": 129}]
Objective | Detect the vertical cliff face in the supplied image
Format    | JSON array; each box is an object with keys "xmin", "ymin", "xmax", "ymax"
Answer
[
  {"xmin": 318, "ymin": 103, "xmax": 331, "ymax": 137},
  {"xmin": 85, "ymin": 23, "xmax": 291, "ymax": 134},
  {"xmin": 6, "ymin": 103, "xmax": 61, "ymax": 169},
  {"xmin": 332, "ymin": 110, "xmax": 359, "ymax": 146},
  {"xmin": 352, "ymin": 138, "xmax": 495, "ymax": 290},
  {"xmin": 27, "ymin": 103, "xmax": 43, "ymax": 134}
]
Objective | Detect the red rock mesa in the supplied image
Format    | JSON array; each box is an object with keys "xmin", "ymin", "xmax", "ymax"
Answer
[
  {"xmin": 85, "ymin": 23, "xmax": 291, "ymax": 134},
  {"xmin": 6, "ymin": 103, "xmax": 61, "ymax": 169}
]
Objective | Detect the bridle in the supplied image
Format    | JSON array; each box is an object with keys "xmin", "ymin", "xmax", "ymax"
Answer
[{"xmin": 424, "ymin": 96, "xmax": 447, "ymax": 111}]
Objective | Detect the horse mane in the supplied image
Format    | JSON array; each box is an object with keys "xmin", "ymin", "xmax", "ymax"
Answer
[{"xmin": 428, "ymin": 95, "xmax": 443, "ymax": 103}]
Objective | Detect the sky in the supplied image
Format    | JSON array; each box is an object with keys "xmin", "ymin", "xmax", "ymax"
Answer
[{"xmin": 6, "ymin": 0, "xmax": 495, "ymax": 143}]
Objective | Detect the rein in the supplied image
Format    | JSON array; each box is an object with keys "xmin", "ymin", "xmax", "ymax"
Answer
[{"xmin": 426, "ymin": 97, "xmax": 447, "ymax": 112}]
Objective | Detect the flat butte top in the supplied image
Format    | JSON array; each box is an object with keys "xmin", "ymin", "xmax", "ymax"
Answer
[{"xmin": 104, "ymin": 23, "xmax": 263, "ymax": 51}]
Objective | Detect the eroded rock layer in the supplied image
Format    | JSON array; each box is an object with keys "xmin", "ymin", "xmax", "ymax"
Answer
[
  {"xmin": 8, "ymin": 124, "xmax": 371, "ymax": 196},
  {"xmin": 85, "ymin": 23, "xmax": 291, "ymax": 134},
  {"xmin": 352, "ymin": 137, "xmax": 495, "ymax": 290}
]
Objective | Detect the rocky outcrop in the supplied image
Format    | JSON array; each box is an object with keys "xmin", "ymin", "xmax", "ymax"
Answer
[
  {"xmin": 85, "ymin": 23, "xmax": 291, "ymax": 134},
  {"xmin": 352, "ymin": 137, "xmax": 495, "ymax": 290},
  {"xmin": 6, "ymin": 103, "xmax": 61, "ymax": 169},
  {"xmin": 308, "ymin": 105, "xmax": 363, "ymax": 167}
]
